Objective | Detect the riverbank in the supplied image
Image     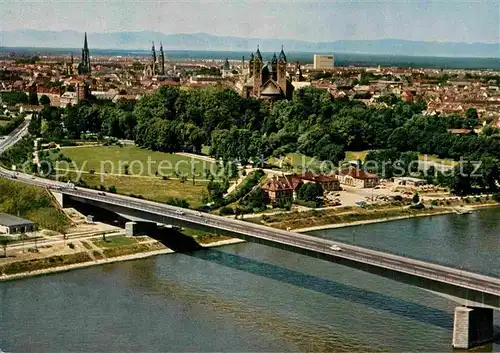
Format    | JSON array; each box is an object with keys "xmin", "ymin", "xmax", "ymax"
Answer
[
  {"xmin": 0, "ymin": 237, "xmax": 245, "ymax": 282},
  {"xmin": 264, "ymin": 201, "xmax": 500, "ymax": 233}
]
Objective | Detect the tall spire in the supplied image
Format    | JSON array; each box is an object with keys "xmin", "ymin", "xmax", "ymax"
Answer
[
  {"xmin": 159, "ymin": 42, "xmax": 165, "ymax": 75},
  {"xmin": 278, "ymin": 44, "xmax": 287, "ymax": 63},
  {"xmin": 151, "ymin": 41, "xmax": 157, "ymax": 75},
  {"xmin": 255, "ymin": 45, "xmax": 262, "ymax": 61},
  {"xmin": 78, "ymin": 32, "xmax": 91, "ymax": 75},
  {"xmin": 84, "ymin": 32, "xmax": 88, "ymax": 50}
]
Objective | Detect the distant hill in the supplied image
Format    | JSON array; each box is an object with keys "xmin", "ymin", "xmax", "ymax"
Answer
[{"xmin": 1, "ymin": 30, "xmax": 498, "ymax": 58}]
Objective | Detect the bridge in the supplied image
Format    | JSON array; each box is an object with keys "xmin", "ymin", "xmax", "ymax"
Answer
[{"xmin": 1, "ymin": 126, "xmax": 499, "ymax": 349}]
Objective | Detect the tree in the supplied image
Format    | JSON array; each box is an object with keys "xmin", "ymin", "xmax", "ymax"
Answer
[
  {"xmin": 493, "ymin": 193, "xmax": 500, "ymax": 203},
  {"xmin": 166, "ymin": 198, "xmax": 190, "ymax": 208},
  {"xmin": 1, "ymin": 237, "xmax": 10, "ymax": 257},
  {"xmin": 412, "ymin": 193, "xmax": 420, "ymax": 204},
  {"xmin": 39, "ymin": 95, "xmax": 51, "ymax": 106},
  {"xmin": 425, "ymin": 166, "xmax": 436, "ymax": 185},
  {"xmin": 19, "ymin": 233, "xmax": 28, "ymax": 252},
  {"xmin": 108, "ymin": 185, "xmax": 117, "ymax": 193},
  {"xmin": 297, "ymin": 183, "xmax": 324, "ymax": 204},
  {"xmin": 28, "ymin": 90, "xmax": 38, "ymax": 105}
]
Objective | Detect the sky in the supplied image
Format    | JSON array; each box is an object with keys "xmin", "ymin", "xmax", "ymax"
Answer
[{"xmin": 1, "ymin": 0, "xmax": 499, "ymax": 43}]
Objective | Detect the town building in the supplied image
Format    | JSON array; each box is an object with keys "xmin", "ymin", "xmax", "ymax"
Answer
[
  {"xmin": 313, "ymin": 54, "xmax": 334, "ymax": 70},
  {"xmin": 261, "ymin": 176, "xmax": 294, "ymax": 205},
  {"xmin": 236, "ymin": 46, "xmax": 294, "ymax": 102},
  {"xmin": 394, "ymin": 177, "xmax": 426, "ymax": 187},
  {"xmin": 0, "ymin": 213, "xmax": 36, "ymax": 235},
  {"xmin": 338, "ymin": 168, "xmax": 379, "ymax": 188},
  {"xmin": 298, "ymin": 172, "xmax": 341, "ymax": 191}
]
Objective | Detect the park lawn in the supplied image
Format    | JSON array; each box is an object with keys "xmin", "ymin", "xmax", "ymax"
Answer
[
  {"xmin": 267, "ymin": 153, "xmax": 324, "ymax": 170},
  {"xmin": 201, "ymin": 145, "xmax": 210, "ymax": 156},
  {"xmin": 418, "ymin": 154, "xmax": 458, "ymax": 167},
  {"xmin": 0, "ymin": 178, "xmax": 70, "ymax": 233},
  {"xmin": 65, "ymin": 172, "xmax": 207, "ymax": 208},
  {"xmin": 92, "ymin": 235, "xmax": 138, "ymax": 248},
  {"xmin": 58, "ymin": 145, "xmax": 216, "ymax": 178},
  {"xmin": 346, "ymin": 150, "xmax": 457, "ymax": 167},
  {"xmin": 345, "ymin": 150, "xmax": 370, "ymax": 162},
  {"xmin": 0, "ymin": 120, "xmax": 10, "ymax": 126}
]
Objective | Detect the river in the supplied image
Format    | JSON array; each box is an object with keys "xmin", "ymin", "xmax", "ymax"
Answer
[{"xmin": 1, "ymin": 208, "xmax": 499, "ymax": 352}]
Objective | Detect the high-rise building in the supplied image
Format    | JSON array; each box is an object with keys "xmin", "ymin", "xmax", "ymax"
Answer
[
  {"xmin": 313, "ymin": 54, "xmax": 334, "ymax": 70},
  {"xmin": 77, "ymin": 32, "xmax": 91, "ymax": 75}
]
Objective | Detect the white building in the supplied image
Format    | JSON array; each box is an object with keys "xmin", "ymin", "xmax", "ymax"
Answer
[{"xmin": 313, "ymin": 54, "xmax": 334, "ymax": 70}]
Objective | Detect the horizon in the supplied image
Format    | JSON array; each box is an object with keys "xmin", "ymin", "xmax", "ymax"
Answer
[
  {"xmin": 4, "ymin": 29, "xmax": 499, "ymax": 46},
  {"xmin": 1, "ymin": 1, "xmax": 499, "ymax": 44}
]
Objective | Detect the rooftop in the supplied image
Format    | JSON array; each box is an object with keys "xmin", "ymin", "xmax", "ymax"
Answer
[{"xmin": 0, "ymin": 213, "xmax": 35, "ymax": 227}]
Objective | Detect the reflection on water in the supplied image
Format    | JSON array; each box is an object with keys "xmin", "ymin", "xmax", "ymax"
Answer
[{"xmin": 0, "ymin": 208, "xmax": 499, "ymax": 352}]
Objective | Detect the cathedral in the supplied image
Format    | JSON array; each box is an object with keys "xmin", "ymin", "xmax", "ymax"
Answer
[
  {"xmin": 77, "ymin": 32, "xmax": 91, "ymax": 75},
  {"xmin": 144, "ymin": 41, "xmax": 166, "ymax": 77},
  {"xmin": 237, "ymin": 46, "xmax": 294, "ymax": 102}
]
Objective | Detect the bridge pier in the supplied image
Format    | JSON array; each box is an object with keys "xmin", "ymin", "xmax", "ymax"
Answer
[{"xmin": 452, "ymin": 306, "xmax": 494, "ymax": 349}]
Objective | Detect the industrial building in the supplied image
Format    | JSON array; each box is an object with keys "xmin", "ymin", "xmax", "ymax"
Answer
[
  {"xmin": 313, "ymin": 54, "xmax": 334, "ymax": 70},
  {"xmin": 0, "ymin": 213, "xmax": 36, "ymax": 235}
]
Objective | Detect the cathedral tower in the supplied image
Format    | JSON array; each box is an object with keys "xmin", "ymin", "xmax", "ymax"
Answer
[
  {"xmin": 77, "ymin": 32, "xmax": 91, "ymax": 75},
  {"xmin": 151, "ymin": 42, "xmax": 157, "ymax": 75},
  {"xmin": 248, "ymin": 52, "xmax": 254, "ymax": 78},
  {"xmin": 159, "ymin": 42, "xmax": 165, "ymax": 75},
  {"xmin": 277, "ymin": 45, "xmax": 287, "ymax": 96},
  {"xmin": 252, "ymin": 46, "xmax": 262, "ymax": 97}
]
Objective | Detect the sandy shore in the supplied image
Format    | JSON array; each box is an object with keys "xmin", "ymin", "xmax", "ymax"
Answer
[
  {"xmin": 294, "ymin": 203, "xmax": 499, "ymax": 233},
  {"xmin": 0, "ymin": 238, "xmax": 245, "ymax": 282}
]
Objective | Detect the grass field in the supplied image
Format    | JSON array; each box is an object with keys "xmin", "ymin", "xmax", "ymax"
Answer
[
  {"xmin": 346, "ymin": 150, "xmax": 457, "ymax": 167},
  {"xmin": 0, "ymin": 178, "xmax": 70, "ymax": 233},
  {"xmin": 64, "ymin": 171, "xmax": 207, "ymax": 208},
  {"xmin": 92, "ymin": 235, "xmax": 137, "ymax": 248},
  {"xmin": 267, "ymin": 153, "xmax": 325, "ymax": 171},
  {"xmin": 345, "ymin": 151, "xmax": 370, "ymax": 162},
  {"xmin": 57, "ymin": 145, "xmax": 216, "ymax": 178},
  {"xmin": 418, "ymin": 154, "xmax": 457, "ymax": 167},
  {"xmin": 0, "ymin": 120, "xmax": 10, "ymax": 126}
]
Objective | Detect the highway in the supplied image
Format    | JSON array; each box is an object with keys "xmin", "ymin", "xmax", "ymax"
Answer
[{"xmin": 0, "ymin": 124, "xmax": 499, "ymax": 304}]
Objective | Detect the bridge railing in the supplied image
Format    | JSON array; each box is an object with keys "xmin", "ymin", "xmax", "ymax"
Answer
[{"xmin": 307, "ymin": 235, "xmax": 499, "ymax": 278}]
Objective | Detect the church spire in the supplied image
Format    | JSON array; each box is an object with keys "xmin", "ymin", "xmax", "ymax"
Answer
[
  {"xmin": 151, "ymin": 41, "xmax": 157, "ymax": 75},
  {"xmin": 78, "ymin": 32, "xmax": 91, "ymax": 76},
  {"xmin": 255, "ymin": 45, "xmax": 262, "ymax": 61},
  {"xmin": 84, "ymin": 32, "xmax": 88, "ymax": 50},
  {"xmin": 278, "ymin": 45, "xmax": 287, "ymax": 63},
  {"xmin": 159, "ymin": 42, "xmax": 165, "ymax": 75}
]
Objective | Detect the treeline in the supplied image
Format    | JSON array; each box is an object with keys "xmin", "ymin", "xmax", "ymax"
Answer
[
  {"xmin": 0, "ymin": 115, "xmax": 24, "ymax": 136},
  {"xmin": 27, "ymin": 86, "xmax": 499, "ymax": 180}
]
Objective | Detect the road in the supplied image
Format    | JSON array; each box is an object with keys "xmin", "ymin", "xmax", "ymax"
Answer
[{"xmin": 0, "ymin": 123, "xmax": 499, "ymax": 304}]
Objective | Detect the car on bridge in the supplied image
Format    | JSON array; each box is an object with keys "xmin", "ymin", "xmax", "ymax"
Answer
[{"xmin": 330, "ymin": 245, "xmax": 342, "ymax": 251}]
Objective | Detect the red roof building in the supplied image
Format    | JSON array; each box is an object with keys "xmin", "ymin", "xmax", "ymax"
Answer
[{"xmin": 338, "ymin": 168, "xmax": 379, "ymax": 188}]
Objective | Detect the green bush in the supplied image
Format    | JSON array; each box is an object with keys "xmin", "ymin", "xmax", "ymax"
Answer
[
  {"xmin": 219, "ymin": 206, "xmax": 234, "ymax": 216},
  {"xmin": 430, "ymin": 200, "xmax": 438, "ymax": 206},
  {"xmin": 166, "ymin": 198, "xmax": 190, "ymax": 208},
  {"xmin": 493, "ymin": 193, "xmax": 500, "ymax": 203},
  {"xmin": 294, "ymin": 199, "xmax": 317, "ymax": 208}
]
